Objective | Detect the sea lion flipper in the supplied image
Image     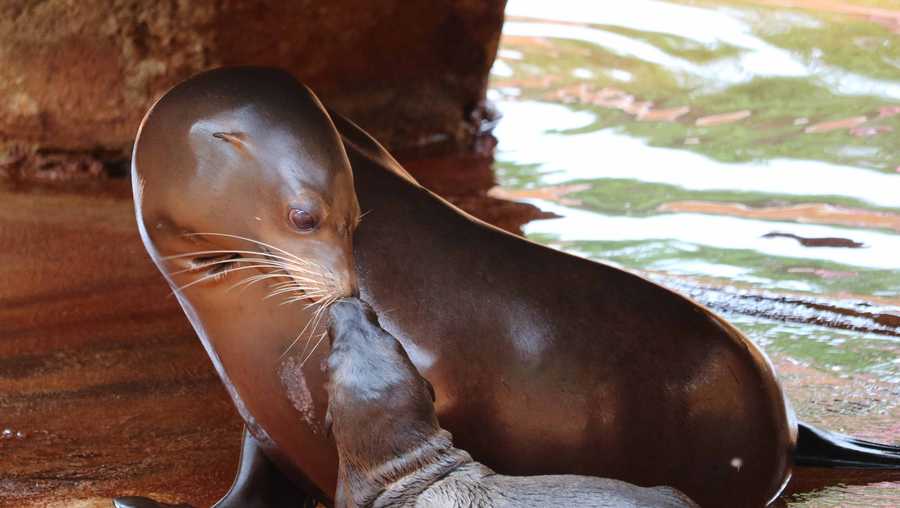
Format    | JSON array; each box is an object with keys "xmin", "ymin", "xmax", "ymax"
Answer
[
  {"xmin": 212, "ymin": 429, "xmax": 315, "ymax": 507},
  {"xmin": 113, "ymin": 430, "xmax": 315, "ymax": 508},
  {"xmin": 796, "ymin": 422, "xmax": 900, "ymax": 467},
  {"xmin": 113, "ymin": 497, "xmax": 192, "ymax": 508}
]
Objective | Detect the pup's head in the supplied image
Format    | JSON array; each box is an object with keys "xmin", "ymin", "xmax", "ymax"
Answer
[{"xmin": 325, "ymin": 297, "xmax": 438, "ymax": 470}]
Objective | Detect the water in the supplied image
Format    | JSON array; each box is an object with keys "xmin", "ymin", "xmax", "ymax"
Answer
[{"xmin": 489, "ymin": 0, "xmax": 900, "ymax": 504}]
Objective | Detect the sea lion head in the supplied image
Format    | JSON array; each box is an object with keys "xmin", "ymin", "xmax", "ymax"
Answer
[
  {"xmin": 132, "ymin": 67, "xmax": 359, "ymax": 365},
  {"xmin": 325, "ymin": 297, "xmax": 440, "ymax": 470}
]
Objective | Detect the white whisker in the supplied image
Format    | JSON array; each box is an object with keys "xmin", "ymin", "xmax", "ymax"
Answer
[
  {"xmin": 280, "ymin": 304, "xmax": 325, "ymax": 362},
  {"xmin": 265, "ymin": 285, "xmax": 326, "ymax": 299},
  {"xmin": 299, "ymin": 313, "xmax": 334, "ymax": 368},
  {"xmin": 165, "ymin": 248, "xmax": 316, "ymax": 268},
  {"xmin": 169, "ymin": 253, "xmax": 321, "ymax": 277},
  {"xmin": 297, "ymin": 301, "xmax": 330, "ymax": 362},
  {"xmin": 165, "ymin": 232, "xmax": 347, "ymax": 368},
  {"xmin": 269, "ymin": 280, "xmax": 299, "ymax": 290},
  {"xmin": 272, "ymin": 289, "xmax": 329, "ymax": 302},
  {"xmin": 232, "ymin": 270, "xmax": 325, "ymax": 291},
  {"xmin": 232, "ymin": 274, "xmax": 301, "ymax": 295},
  {"xmin": 185, "ymin": 233, "xmax": 326, "ymax": 270},
  {"xmin": 171, "ymin": 269, "xmax": 239, "ymax": 294},
  {"xmin": 279, "ymin": 293, "xmax": 331, "ymax": 306},
  {"xmin": 177, "ymin": 263, "xmax": 282, "ymax": 280},
  {"xmin": 356, "ymin": 209, "xmax": 372, "ymax": 226}
]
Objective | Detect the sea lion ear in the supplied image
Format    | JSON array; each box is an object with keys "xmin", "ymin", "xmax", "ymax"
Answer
[{"xmin": 424, "ymin": 378, "xmax": 436, "ymax": 403}]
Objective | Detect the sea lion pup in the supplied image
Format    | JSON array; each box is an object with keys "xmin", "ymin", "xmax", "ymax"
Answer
[{"xmin": 325, "ymin": 298, "xmax": 699, "ymax": 508}]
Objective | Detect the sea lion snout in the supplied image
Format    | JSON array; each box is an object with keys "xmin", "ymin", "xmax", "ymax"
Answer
[
  {"xmin": 327, "ymin": 297, "xmax": 379, "ymax": 343},
  {"xmin": 328, "ymin": 297, "xmax": 375, "ymax": 322},
  {"xmin": 326, "ymin": 297, "xmax": 437, "ymax": 404}
]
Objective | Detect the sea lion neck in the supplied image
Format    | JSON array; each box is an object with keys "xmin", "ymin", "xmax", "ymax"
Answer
[{"xmin": 367, "ymin": 433, "xmax": 474, "ymax": 508}]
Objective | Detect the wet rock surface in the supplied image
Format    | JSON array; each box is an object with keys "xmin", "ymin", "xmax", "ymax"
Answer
[
  {"xmin": 0, "ymin": 0, "xmax": 506, "ymax": 179},
  {"xmin": 0, "ymin": 181, "xmax": 241, "ymax": 507}
]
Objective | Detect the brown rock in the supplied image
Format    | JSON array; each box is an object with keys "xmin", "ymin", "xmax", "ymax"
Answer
[
  {"xmin": 0, "ymin": 0, "xmax": 507, "ymax": 178},
  {"xmin": 637, "ymin": 106, "xmax": 690, "ymax": 122},
  {"xmin": 804, "ymin": 116, "xmax": 868, "ymax": 133},
  {"xmin": 658, "ymin": 200, "xmax": 900, "ymax": 232},
  {"xmin": 695, "ymin": 110, "xmax": 752, "ymax": 127}
]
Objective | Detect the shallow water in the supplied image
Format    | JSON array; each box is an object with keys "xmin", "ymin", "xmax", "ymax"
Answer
[{"xmin": 490, "ymin": 0, "xmax": 900, "ymax": 505}]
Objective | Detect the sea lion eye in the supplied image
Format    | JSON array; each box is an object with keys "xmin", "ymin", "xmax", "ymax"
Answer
[{"xmin": 289, "ymin": 208, "xmax": 319, "ymax": 232}]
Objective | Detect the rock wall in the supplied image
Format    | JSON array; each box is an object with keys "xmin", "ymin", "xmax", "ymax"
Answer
[{"xmin": 0, "ymin": 0, "xmax": 506, "ymax": 180}]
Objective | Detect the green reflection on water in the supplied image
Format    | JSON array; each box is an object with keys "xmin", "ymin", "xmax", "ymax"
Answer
[
  {"xmin": 497, "ymin": 4, "xmax": 900, "ymax": 172},
  {"xmin": 763, "ymin": 19, "xmax": 900, "ymax": 81},
  {"xmin": 549, "ymin": 176, "xmax": 896, "ymax": 219},
  {"xmin": 533, "ymin": 236, "xmax": 900, "ymax": 296},
  {"xmin": 731, "ymin": 315, "xmax": 900, "ymax": 377},
  {"xmin": 493, "ymin": 0, "xmax": 900, "ymax": 297},
  {"xmin": 789, "ymin": 482, "xmax": 900, "ymax": 507}
]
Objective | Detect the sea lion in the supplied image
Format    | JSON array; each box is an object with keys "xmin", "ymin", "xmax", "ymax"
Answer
[
  {"xmin": 119, "ymin": 67, "xmax": 900, "ymax": 508},
  {"xmin": 325, "ymin": 296, "xmax": 700, "ymax": 508}
]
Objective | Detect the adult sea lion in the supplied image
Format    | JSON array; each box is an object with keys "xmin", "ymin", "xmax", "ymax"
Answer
[
  {"xmin": 325, "ymin": 296, "xmax": 700, "ymax": 508},
  {"xmin": 120, "ymin": 67, "xmax": 900, "ymax": 508}
]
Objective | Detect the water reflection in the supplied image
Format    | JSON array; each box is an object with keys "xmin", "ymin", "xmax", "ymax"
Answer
[
  {"xmin": 490, "ymin": 1, "xmax": 900, "ymax": 505},
  {"xmin": 506, "ymin": 0, "xmax": 900, "ymax": 99},
  {"xmin": 494, "ymin": 100, "xmax": 900, "ymax": 208},
  {"xmin": 524, "ymin": 202, "xmax": 900, "ymax": 269}
]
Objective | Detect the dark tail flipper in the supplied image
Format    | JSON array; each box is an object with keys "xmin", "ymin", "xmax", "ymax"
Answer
[{"xmin": 796, "ymin": 422, "xmax": 900, "ymax": 468}]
